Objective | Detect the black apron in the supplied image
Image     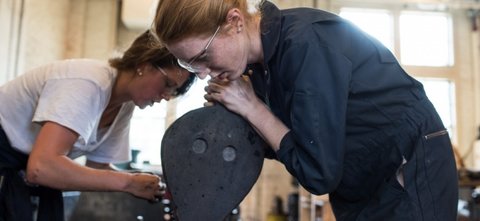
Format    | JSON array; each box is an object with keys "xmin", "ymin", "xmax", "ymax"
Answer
[{"xmin": 0, "ymin": 125, "xmax": 64, "ymax": 221}]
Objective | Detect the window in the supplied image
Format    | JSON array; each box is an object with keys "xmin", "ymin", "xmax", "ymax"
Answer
[
  {"xmin": 417, "ymin": 78, "xmax": 456, "ymax": 138},
  {"xmin": 129, "ymin": 103, "xmax": 167, "ymax": 165},
  {"xmin": 399, "ymin": 11, "xmax": 453, "ymax": 67},
  {"xmin": 129, "ymin": 79, "xmax": 207, "ymax": 165},
  {"xmin": 339, "ymin": 8, "xmax": 394, "ymax": 51},
  {"xmin": 0, "ymin": 0, "xmax": 23, "ymax": 84},
  {"xmin": 175, "ymin": 77, "xmax": 208, "ymax": 118}
]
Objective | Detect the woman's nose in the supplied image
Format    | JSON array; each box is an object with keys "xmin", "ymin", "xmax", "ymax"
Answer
[
  {"xmin": 196, "ymin": 68, "xmax": 213, "ymax": 79},
  {"xmin": 155, "ymin": 94, "xmax": 169, "ymax": 102},
  {"xmin": 162, "ymin": 94, "xmax": 171, "ymax": 101}
]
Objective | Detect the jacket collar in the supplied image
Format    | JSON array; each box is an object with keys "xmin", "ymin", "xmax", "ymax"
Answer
[{"xmin": 259, "ymin": 1, "xmax": 281, "ymax": 65}]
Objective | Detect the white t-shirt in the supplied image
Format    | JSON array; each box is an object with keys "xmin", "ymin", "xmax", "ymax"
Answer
[{"xmin": 0, "ymin": 59, "xmax": 133, "ymax": 164}]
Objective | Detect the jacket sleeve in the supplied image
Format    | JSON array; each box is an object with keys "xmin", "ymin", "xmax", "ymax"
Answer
[{"xmin": 275, "ymin": 40, "xmax": 352, "ymax": 195}]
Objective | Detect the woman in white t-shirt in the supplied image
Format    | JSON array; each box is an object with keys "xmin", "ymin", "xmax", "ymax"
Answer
[{"xmin": 0, "ymin": 30, "xmax": 195, "ymax": 220}]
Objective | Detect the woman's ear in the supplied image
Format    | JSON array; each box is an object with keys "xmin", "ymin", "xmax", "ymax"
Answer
[
  {"xmin": 135, "ymin": 63, "xmax": 149, "ymax": 76},
  {"xmin": 226, "ymin": 8, "xmax": 244, "ymax": 33}
]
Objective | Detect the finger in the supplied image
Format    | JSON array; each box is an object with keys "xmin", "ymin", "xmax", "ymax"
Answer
[
  {"xmin": 209, "ymin": 77, "xmax": 229, "ymax": 84},
  {"xmin": 148, "ymin": 197, "xmax": 160, "ymax": 204},
  {"xmin": 206, "ymin": 83, "xmax": 224, "ymax": 93},
  {"xmin": 150, "ymin": 187, "xmax": 164, "ymax": 203},
  {"xmin": 155, "ymin": 189, "xmax": 163, "ymax": 197},
  {"xmin": 204, "ymin": 94, "xmax": 221, "ymax": 104},
  {"xmin": 206, "ymin": 91, "xmax": 223, "ymax": 103},
  {"xmin": 159, "ymin": 181, "xmax": 166, "ymax": 190},
  {"xmin": 204, "ymin": 85, "xmax": 220, "ymax": 93},
  {"xmin": 147, "ymin": 189, "xmax": 162, "ymax": 203},
  {"xmin": 204, "ymin": 92, "xmax": 224, "ymax": 102},
  {"xmin": 241, "ymin": 74, "xmax": 250, "ymax": 82},
  {"xmin": 159, "ymin": 183, "xmax": 167, "ymax": 195},
  {"xmin": 204, "ymin": 94, "xmax": 213, "ymax": 102},
  {"xmin": 204, "ymin": 101, "xmax": 215, "ymax": 107}
]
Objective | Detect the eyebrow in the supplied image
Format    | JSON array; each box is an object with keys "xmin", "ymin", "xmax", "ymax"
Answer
[{"xmin": 185, "ymin": 46, "xmax": 207, "ymax": 64}]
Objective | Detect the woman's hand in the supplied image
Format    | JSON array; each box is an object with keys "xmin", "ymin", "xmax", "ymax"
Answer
[
  {"xmin": 204, "ymin": 75, "xmax": 290, "ymax": 151},
  {"xmin": 125, "ymin": 173, "xmax": 164, "ymax": 202},
  {"xmin": 204, "ymin": 75, "xmax": 262, "ymax": 118}
]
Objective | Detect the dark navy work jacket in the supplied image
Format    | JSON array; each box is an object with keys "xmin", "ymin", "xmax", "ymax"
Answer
[{"xmin": 249, "ymin": 2, "xmax": 457, "ymax": 221}]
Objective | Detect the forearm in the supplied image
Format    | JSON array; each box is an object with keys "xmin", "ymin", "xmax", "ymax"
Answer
[
  {"xmin": 25, "ymin": 122, "xmax": 160, "ymax": 201},
  {"xmin": 26, "ymin": 155, "xmax": 132, "ymax": 192},
  {"xmin": 244, "ymin": 101, "xmax": 289, "ymax": 152}
]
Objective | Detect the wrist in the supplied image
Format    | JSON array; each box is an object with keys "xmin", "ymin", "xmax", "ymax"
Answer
[
  {"xmin": 118, "ymin": 171, "xmax": 135, "ymax": 192},
  {"xmin": 243, "ymin": 99, "xmax": 267, "ymax": 121}
]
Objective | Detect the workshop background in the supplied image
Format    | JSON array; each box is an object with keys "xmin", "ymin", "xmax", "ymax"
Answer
[{"xmin": 1, "ymin": 0, "xmax": 480, "ymax": 220}]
